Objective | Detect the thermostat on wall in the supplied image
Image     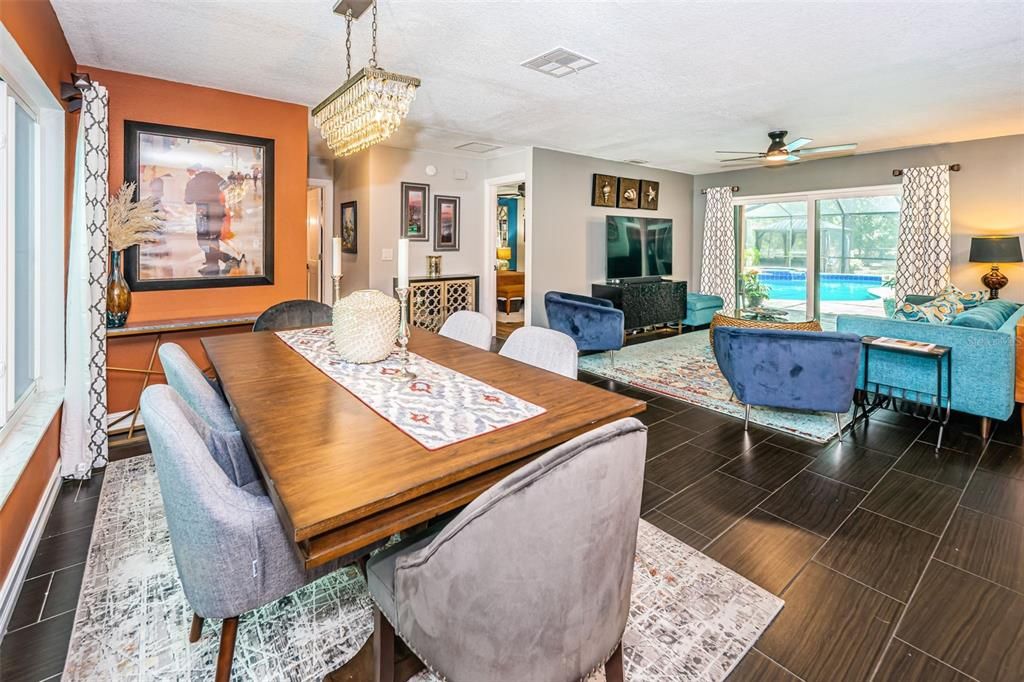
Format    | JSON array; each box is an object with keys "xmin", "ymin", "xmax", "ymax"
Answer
[{"xmin": 453, "ymin": 168, "xmax": 468, "ymax": 180}]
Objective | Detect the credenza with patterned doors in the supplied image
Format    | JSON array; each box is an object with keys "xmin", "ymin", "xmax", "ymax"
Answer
[{"xmin": 394, "ymin": 274, "xmax": 480, "ymax": 333}]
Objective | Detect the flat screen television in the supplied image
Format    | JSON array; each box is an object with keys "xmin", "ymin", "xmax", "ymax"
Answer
[{"xmin": 606, "ymin": 216, "xmax": 673, "ymax": 279}]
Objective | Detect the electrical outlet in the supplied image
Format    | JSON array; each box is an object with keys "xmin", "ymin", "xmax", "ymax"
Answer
[{"xmin": 382, "ymin": 248, "xmax": 393, "ymax": 261}]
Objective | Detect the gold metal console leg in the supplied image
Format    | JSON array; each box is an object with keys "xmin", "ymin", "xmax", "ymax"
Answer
[{"xmin": 128, "ymin": 332, "xmax": 162, "ymax": 439}]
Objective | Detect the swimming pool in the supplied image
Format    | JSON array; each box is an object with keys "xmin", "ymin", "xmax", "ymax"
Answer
[{"xmin": 755, "ymin": 271, "xmax": 885, "ymax": 302}]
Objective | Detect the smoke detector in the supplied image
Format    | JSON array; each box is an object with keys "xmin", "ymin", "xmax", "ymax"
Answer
[
  {"xmin": 624, "ymin": 159, "xmax": 649, "ymax": 165},
  {"xmin": 521, "ymin": 47, "xmax": 598, "ymax": 78},
  {"xmin": 454, "ymin": 142, "xmax": 502, "ymax": 154}
]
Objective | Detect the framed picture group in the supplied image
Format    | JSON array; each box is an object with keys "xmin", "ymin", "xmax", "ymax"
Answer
[
  {"xmin": 591, "ymin": 173, "xmax": 660, "ymax": 211},
  {"xmin": 400, "ymin": 181, "xmax": 461, "ymax": 251}
]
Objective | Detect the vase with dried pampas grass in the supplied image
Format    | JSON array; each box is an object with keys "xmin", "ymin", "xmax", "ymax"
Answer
[{"xmin": 106, "ymin": 182, "xmax": 165, "ymax": 328}]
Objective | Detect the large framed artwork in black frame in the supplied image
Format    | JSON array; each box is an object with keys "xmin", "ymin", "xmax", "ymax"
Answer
[{"xmin": 123, "ymin": 121, "xmax": 275, "ymax": 291}]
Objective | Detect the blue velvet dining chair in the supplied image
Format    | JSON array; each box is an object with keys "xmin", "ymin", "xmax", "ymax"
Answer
[
  {"xmin": 713, "ymin": 326, "xmax": 862, "ymax": 440},
  {"xmin": 544, "ymin": 291, "xmax": 624, "ymax": 354}
]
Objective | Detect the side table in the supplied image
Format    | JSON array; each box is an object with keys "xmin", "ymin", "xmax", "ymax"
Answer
[{"xmin": 855, "ymin": 336, "xmax": 952, "ymax": 450}]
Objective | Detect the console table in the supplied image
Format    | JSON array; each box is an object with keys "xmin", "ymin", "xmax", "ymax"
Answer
[
  {"xmin": 395, "ymin": 274, "xmax": 479, "ymax": 333},
  {"xmin": 591, "ymin": 280, "xmax": 687, "ymax": 331},
  {"xmin": 107, "ymin": 313, "xmax": 259, "ymax": 437}
]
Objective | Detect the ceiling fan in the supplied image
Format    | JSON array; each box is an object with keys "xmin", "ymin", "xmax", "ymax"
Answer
[{"xmin": 717, "ymin": 130, "xmax": 857, "ymax": 164}]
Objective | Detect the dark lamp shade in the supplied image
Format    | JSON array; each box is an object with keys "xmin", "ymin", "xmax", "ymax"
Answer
[{"xmin": 969, "ymin": 236, "xmax": 1023, "ymax": 264}]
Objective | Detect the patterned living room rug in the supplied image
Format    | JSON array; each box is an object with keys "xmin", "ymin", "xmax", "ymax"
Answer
[
  {"xmin": 63, "ymin": 457, "xmax": 782, "ymax": 681},
  {"xmin": 579, "ymin": 331, "xmax": 853, "ymax": 443}
]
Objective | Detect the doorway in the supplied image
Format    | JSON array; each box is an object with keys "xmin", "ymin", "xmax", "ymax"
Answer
[
  {"xmin": 306, "ymin": 178, "xmax": 334, "ymax": 302},
  {"xmin": 494, "ymin": 181, "xmax": 527, "ymax": 339}
]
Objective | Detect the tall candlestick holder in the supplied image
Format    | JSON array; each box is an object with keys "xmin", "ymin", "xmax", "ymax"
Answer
[
  {"xmin": 332, "ymin": 274, "xmax": 344, "ymax": 303},
  {"xmin": 393, "ymin": 287, "xmax": 416, "ymax": 382}
]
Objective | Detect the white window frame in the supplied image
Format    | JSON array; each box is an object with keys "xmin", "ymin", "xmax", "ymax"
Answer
[
  {"xmin": 0, "ymin": 21, "xmax": 67, "ymax": 501},
  {"xmin": 2, "ymin": 83, "xmax": 44, "ymax": 425},
  {"xmin": 733, "ymin": 184, "xmax": 902, "ymax": 316}
]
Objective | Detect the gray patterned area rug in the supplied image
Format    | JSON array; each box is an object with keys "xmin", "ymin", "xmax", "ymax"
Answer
[{"xmin": 63, "ymin": 457, "xmax": 782, "ymax": 681}]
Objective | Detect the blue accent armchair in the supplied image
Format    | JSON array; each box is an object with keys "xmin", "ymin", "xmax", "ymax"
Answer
[
  {"xmin": 544, "ymin": 291, "xmax": 624, "ymax": 352},
  {"xmin": 713, "ymin": 326, "xmax": 862, "ymax": 440}
]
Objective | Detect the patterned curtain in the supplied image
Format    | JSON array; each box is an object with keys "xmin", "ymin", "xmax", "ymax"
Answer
[
  {"xmin": 894, "ymin": 165, "xmax": 951, "ymax": 305},
  {"xmin": 60, "ymin": 84, "xmax": 110, "ymax": 478},
  {"xmin": 699, "ymin": 186, "xmax": 736, "ymax": 311}
]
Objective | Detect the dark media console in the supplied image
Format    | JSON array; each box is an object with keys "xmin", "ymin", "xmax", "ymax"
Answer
[{"xmin": 592, "ymin": 279, "xmax": 687, "ymax": 331}]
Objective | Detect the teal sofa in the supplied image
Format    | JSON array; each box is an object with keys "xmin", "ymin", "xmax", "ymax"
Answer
[{"xmin": 837, "ymin": 299, "xmax": 1024, "ymax": 435}]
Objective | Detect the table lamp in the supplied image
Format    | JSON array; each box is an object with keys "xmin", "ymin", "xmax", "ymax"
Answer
[
  {"xmin": 496, "ymin": 246, "xmax": 512, "ymax": 271},
  {"xmin": 969, "ymin": 236, "xmax": 1023, "ymax": 299}
]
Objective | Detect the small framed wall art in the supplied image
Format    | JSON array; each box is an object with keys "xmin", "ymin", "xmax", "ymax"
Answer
[
  {"xmin": 592, "ymin": 173, "xmax": 616, "ymax": 207},
  {"xmin": 640, "ymin": 180, "xmax": 660, "ymax": 210},
  {"xmin": 617, "ymin": 177, "xmax": 640, "ymax": 209},
  {"xmin": 340, "ymin": 201, "xmax": 357, "ymax": 253},
  {"xmin": 400, "ymin": 182, "xmax": 430, "ymax": 240},
  {"xmin": 433, "ymin": 195, "xmax": 460, "ymax": 251}
]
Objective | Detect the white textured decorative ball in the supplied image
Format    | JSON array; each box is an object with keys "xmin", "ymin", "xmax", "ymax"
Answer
[{"xmin": 332, "ymin": 289, "xmax": 400, "ymax": 363}]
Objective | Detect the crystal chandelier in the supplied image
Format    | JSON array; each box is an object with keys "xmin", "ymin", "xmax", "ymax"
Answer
[{"xmin": 313, "ymin": 0, "xmax": 421, "ymax": 158}]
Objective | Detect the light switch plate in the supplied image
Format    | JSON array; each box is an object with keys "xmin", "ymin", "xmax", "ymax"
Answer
[{"xmin": 382, "ymin": 248, "xmax": 393, "ymax": 261}]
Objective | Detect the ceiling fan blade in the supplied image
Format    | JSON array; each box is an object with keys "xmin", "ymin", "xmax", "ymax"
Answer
[
  {"xmin": 765, "ymin": 154, "xmax": 802, "ymax": 163},
  {"xmin": 798, "ymin": 143, "xmax": 857, "ymax": 155},
  {"xmin": 720, "ymin": 155, "xmax": 765, "ymax": 162},
  {"xmin": 784, "ymin": 137, "xmax": 813, "ymax": 152},
  {"xmin": 716, "ymin": 150, "xmax": 763, "ymax": 155}
]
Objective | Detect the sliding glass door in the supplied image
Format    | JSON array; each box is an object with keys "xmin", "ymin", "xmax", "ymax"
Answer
[
  {"xmin": 737, "ymin": 200, "xmax": 813, "ymax": 320},
  {"xmin": 816, "ymin": 195, "xmax": 900, "ymax": 322},
  {"xmin": 736, "ymin": 188, "xmax": 901, "ymax": 327}
]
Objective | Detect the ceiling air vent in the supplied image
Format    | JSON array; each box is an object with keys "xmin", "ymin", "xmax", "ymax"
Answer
[
  {"xmin": 454, "ymin": 142, "xmax": 502, "ymax": 154},
  {"xmin": 521, "ymin": 47, "xmax": 598, "ymax": 78}
]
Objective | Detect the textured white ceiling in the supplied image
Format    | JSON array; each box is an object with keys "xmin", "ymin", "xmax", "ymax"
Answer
[{"xmin": 53, "ymin": 0, "xmax": 1024, "ymax": 174}]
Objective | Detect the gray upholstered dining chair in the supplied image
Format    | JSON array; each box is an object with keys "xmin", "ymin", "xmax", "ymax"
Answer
[
  {"xmin": 498, "ymin": 326, "xmax": 578, "ymax": 379},
  {"xmin": 438, "ymin": 310, "xmax": 492, "ymax": 350},
  {"xmin": 366, "ymin": 417, "xmax": 647, "ymax": 682},
  {"xmin": 252, "ymin": 299, "xmax": 332, "ymax": 332},
  {"xmin": 140, "ymin": 384, "xmax": 365, "ymax": 682},
  {"xmin": 158, "ymin": 342, "xmax": 257, "ymax": 486}
]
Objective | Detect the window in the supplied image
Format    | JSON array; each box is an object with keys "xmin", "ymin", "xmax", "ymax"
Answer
[{"xmin": 1, "ymin": 81, "xmax": 42, "ymax": 426}]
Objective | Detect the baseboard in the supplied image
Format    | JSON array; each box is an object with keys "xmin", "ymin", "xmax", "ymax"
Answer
[{"xmin": 0, "ymin": 462, "xmax": 61, "ymax": 637}]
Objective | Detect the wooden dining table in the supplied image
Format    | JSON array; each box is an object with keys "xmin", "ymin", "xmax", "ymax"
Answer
[{"xmin": 201, "ymin": 328, "xmax": 645, "ymax": 572}]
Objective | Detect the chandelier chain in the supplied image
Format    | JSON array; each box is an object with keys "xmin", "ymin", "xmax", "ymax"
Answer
[
  {"xmin": 369, "ymin": 0, "xmax": 378, "ymax": 68},
  {"xmin": 345, "ymin": 9, "xmax": 353, "ymax": 79}
]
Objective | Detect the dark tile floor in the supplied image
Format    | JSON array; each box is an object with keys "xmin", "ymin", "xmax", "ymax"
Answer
[
  {"xmin": 1, "ymin": 472, "xmax": 104, "ymax": 681},
  {"xmin": 576, "ymin": 369, "xmax": 1024, "ymax": 682},
  {"xmin": 4, "ymin": 367, "xmax": 1024, "ymax": 681}
]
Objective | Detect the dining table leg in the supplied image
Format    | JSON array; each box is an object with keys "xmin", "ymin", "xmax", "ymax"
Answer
[{"xmin": 323, "ymin": 615, "xmax": 425, "ymax": 682}]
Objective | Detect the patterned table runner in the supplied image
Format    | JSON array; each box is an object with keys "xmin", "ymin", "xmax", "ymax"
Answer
[{"xmin": 276, "ymin": 327, "xmax": 546, "ymax": 450}]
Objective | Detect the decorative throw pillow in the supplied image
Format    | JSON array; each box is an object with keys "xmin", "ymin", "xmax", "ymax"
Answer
[
  {"xmin": 935, "ymin": 284, "xmax": 988, "ymax": 310},
  {"xmin": 894, "ymin": 298, "xmax": 958, "ymax": 324}
]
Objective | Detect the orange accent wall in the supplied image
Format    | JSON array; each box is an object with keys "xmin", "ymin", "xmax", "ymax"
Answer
[
  {"xmin": 88, "ymin": 67, "xmax": 311, "ymax": 413},
  {"xmin": 0, "ymin": 0, "xmax": 76, "ymax": 586},
  {"xmin": 0, "ymin": 415, "xmax": 60, "ymax": 583},
  {"xmin": 84, "ymin": 66, "xmax": 310, "ymax": 322}
]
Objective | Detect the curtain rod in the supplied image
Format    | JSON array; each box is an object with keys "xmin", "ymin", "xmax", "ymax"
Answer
[
  {"xmin": 701, "ymin": 185, "xmax": 739, "ymax": 195},
  {"xmin": 893, "ymin": 163, "xmax": 960, "ymax": 177}
]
